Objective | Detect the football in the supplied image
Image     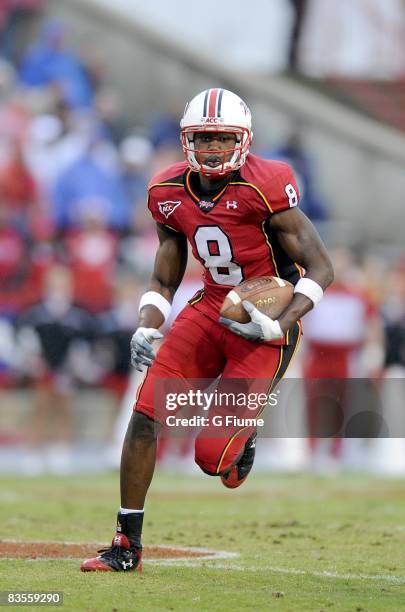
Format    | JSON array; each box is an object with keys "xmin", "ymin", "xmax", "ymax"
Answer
[{"xmin": 220, "ymin": 276, "xmax": 294, "ymax": 323}]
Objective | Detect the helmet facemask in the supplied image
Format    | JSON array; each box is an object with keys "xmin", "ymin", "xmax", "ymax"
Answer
[
  {"xmin": 180, "ymin": 89, "xmax": 253, "ymax": 176},
  {"xmin": 181, "ymin": 126, "xmax": 252, "ymax": 176}
]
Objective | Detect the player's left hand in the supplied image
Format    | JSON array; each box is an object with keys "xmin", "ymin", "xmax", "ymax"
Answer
[
  {"xmin": 130, "ymin": 327, "xmax": 163, "ymax": 372},
  {"xmin": 219, "ymin": 300, "xmax": 284, "ymax": 342}
]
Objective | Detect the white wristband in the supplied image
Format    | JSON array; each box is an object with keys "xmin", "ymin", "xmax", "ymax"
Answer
[
  {"xmin": 294, "ymin": 277, "xmax": 323, "ymax": 307},
  {"xmin": 139, "ymin": 291, "xmax": 172, "ymax": 321}
]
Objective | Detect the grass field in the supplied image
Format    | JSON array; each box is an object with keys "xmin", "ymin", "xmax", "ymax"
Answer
[{"xmin": 1, "ymin": 471, "xmax": 405, "ymax": 611}]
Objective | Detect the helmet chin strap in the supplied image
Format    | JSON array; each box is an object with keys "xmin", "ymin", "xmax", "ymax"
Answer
[{"xmin": 199, "ymin": 164, "xmax": 233, "ymax": 177}]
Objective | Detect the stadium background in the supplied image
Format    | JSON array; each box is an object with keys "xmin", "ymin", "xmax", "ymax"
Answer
[{"xmin": 0, "ymin": 0, "xmax": 404, "ymax": 479}]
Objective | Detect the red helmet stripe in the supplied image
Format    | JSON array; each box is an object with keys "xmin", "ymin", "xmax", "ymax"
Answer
[
  {"xmin": 208, "ymin": 88, "xmax": 219, "ymax": 117},
  {"xmin": 217, "ymin": 89, "xmax": 224, "ymax": 117}
]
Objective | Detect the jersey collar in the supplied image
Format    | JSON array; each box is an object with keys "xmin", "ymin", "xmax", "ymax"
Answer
[{"xmin": 184, "ymin": 169, "xmax": 233, "ymax": 213}]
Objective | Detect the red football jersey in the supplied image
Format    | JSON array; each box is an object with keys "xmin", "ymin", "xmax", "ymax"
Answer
[{"xmin": 148, "ymin": 153, "xmax": 302, "ymax": 323}]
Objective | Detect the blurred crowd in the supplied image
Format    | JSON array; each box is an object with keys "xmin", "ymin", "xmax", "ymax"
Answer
[
  {"xmin": 0, "ymin": 10, "xmax": 188, "ymax": 458},
  {"xmin": 0, "ymin": 9, "xmax": 404, "ymax": 473},
  {"xmin": 0, "ymin": 15, "xmax": 183, "ymax": 383}
]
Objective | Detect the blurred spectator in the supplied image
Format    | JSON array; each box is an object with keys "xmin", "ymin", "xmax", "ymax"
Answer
[
  {"xmin": 64, "ymin": 208, "xmax": 118, "ymax": 313},
  {"xmin": 0, "ymin": 205, "xmax": 26, "ymax": 312},
  {"xmin": 148, "ymin": 107, "xmax": 183, "ymax": 175},
  {"xmin": 302, "ymin": 247, "xmax": 384, "ymax": 471},
  {"xmin": 0, "ymin": 315, "xmax": 19, "ymax": 387},
  {"xmin": 0, "ymin": 136, "xmax": 37, "ymax": 229},
  {"xmin": 0, "ymin": 0, "xmax": 44, "ymax": 63},
  {"xmin": 382, "ymin": 258, "xmax": 405, "ymax": 372},
  {"xmin": 0, "ymin": 203, "xmax": 52, "ymax": 316},
  {"xmin": 16, "ymin": 265, "xmax": 96, "ymax": 451},
  {"xmin": 0, "ymin": 56, "xmax": 16, "ymax": 99},
  {"xmin": 52, "ymin": 134, "xmax": 129, "ymax": 231},
  {"xmin": 269, "ymin": 131, "xmax": 329, "ymax": 222},
  {"xmin": 19, "ymin": 19, "xmax": 94, "ymax": 108},
  {"xmin": 24, "ymin": 110, "xmax": 116, "ymax": 203},
  {"xmin": 95, "ymin": 88, "xmax": 128, "ymax": 144},
  {"xmin": 0, "ymin": 83, "xmax": 31, "ymax": 143},
  {"xmin": 149, "ymin": 109, "xmax": 180, "ymax": 149},
  {"xmin": 23, "ymin": 113, "xmax": 66, "ymax": 199},
  {"xmin": 119, "ymin": 208, "xmax": 158, "ymax": 276},
  {"xmin": 120, "ymin": 134, "xmax": 153, "ymax": 219},
  {"xmin": 287, "ymin": 0, "xmax": 308, "ymax": 72}
]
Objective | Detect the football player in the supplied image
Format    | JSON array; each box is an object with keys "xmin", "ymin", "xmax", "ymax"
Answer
[{"xmin": 81, "ymin": 88, "xmax": 333, "ymax": 572}]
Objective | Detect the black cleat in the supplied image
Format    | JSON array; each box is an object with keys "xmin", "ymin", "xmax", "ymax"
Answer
[
  {"xmin": 81, "ymin": 533, "xmax": 142, "ymax": 572},
  {"xmin": 221, "ymin": 432, "xmax": 257, "ymax": 489}
]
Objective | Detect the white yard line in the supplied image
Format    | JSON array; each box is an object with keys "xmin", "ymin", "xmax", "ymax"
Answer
[
  {"xmin": 154, "ymin": 559, "xmax": 405, "ymax": 584},
  {"xmin": 2, "ymin": 539, "xmax": 404, "ymax": 584}
]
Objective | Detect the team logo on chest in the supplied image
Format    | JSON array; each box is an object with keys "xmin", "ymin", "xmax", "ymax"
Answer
[
  {"xmin": 199, "ymin": 200, "xmax": 215, "ymax": 211},
  {"xmin": 158, "ymin": 200, "xmax": 182, "ymax": 218}
]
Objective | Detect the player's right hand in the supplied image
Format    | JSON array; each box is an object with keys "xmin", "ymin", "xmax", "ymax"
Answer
[
  {"xmin": 130, "ymin": 327, "xmax": 163, "ymax": 372},
  {"xmin": 219, "ymin": 301, "xmax": 284, "ymax": 341}
]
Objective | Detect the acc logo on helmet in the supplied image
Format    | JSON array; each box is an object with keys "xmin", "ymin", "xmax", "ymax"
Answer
[{"xmin": 200, "ymin": 117, "xmax": 225, "ymax": 124}]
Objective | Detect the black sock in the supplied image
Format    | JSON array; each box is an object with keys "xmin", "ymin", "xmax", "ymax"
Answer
[{"xmin": 116, "ymin": 512, "xmax": 144, "ymax": 549}]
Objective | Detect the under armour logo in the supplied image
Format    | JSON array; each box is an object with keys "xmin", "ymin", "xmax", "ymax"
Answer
[
  {"xmin": 226, "ymin": 200, "xmax": 238, "ymax": 209},
  {"xmin": 121, "ymin": 559, "xmax": 134, "ymax": 570}
]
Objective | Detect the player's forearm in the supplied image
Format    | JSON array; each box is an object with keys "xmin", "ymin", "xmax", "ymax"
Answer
[
  {"xmin": 138, "ymin": 304, "xmax": 166, "ymax": 329},
  {"xmin": 278, "ymin": 264, "xmax": 334, "ymax": 334},
  {"xmin": 148, "ymin": 277, "xmax": 176, "ymax": 304},
  {"xmin": 138, "ymin": 229, "xmax": 188, "ymax": 329},
  {"xmin": 277, "ymin": 293, "xmax": 312, "ymax": 333},
  {"xmin": 138, "ymin": 278, "xmax": 176, "ymax": 329},
  {"xmin": 138, "ymin": 253, "xmax": 187, "ymax": 329}
]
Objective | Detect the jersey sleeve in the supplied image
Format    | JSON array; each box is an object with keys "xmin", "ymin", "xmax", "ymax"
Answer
[
  {"xmin": 263, "ymin": 163, "xmax": 300, "ymax": 215},
  {"xmin": 147, "ymin": 189, "xmax": 182, "ymax": 234}
]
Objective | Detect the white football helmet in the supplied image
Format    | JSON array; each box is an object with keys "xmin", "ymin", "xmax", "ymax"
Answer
[{"xmin": 180, "ymin": 88, "xmax": 253, "ymax": 176}]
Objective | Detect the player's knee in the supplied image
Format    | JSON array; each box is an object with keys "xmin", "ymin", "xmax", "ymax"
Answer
[
  {"xmin": 194, "ymin": 437, "xmax": 223, "ymax": 476},
  {"xmin": 195, "ymin": 434, "xmax": 245, "ymax": 476}
]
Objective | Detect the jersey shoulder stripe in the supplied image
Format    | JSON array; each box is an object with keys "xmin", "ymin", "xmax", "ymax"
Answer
[
  {"xmin": 240, "ymin": 154, "xmax": 299, "ymax": 214},
  {"xmin": 229, "ymin": 179, "xmax": 274, "ymax": 213},
  {"xmin": 242, "ymin": 154, "xmax": 295, "ymax": 187},
  {"xmin": 148, "ymin": 162, "xmax": 188, "ymax": 190}
]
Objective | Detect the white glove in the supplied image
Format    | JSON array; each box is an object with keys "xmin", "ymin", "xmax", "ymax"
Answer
[
  {"xmin": 219, "ymin": 300, "xmax": 284, "ymax": 342},
  {"xmin": 130, "ymin": 327, "xmax": 163, "ymax": 371}
]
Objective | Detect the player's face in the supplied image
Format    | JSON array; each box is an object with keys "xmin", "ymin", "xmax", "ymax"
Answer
[{"xmin": 194, "ymin": 132, "xmax": 237, "ymax": 169}]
